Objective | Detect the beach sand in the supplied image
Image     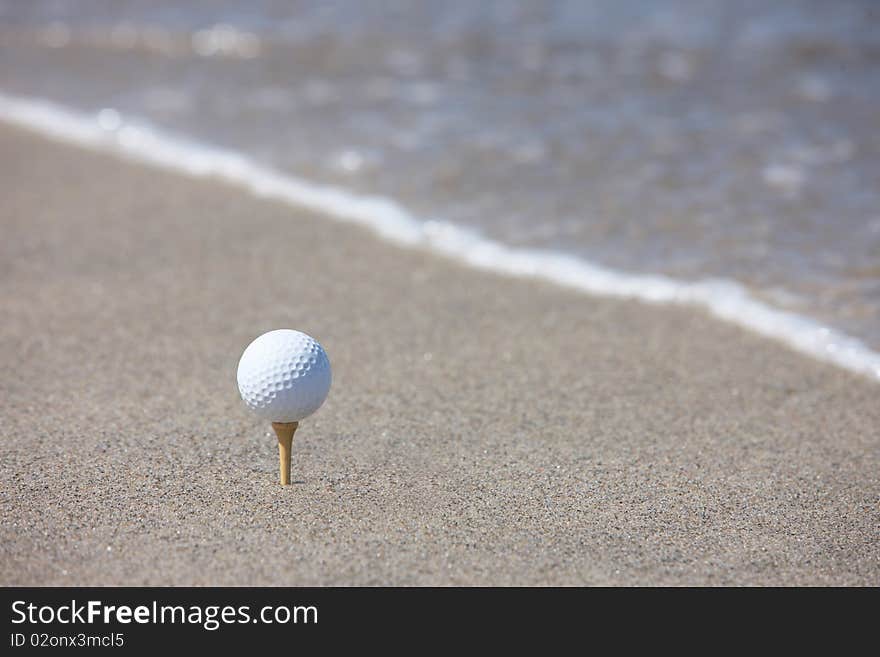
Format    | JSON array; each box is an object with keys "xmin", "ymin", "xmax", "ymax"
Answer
[{"xmin": 1, "ymin": 125, "xmax": 878, "ymax": 585}]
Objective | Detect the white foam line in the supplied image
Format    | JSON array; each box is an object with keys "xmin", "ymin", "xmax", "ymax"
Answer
[{"xmin": 2, "ymin": 91, "xmax": 878, "ymax": 382}]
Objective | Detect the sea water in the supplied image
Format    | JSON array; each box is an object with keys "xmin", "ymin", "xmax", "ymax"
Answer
[{"xmin": 1, "ymin": 0, "xmax": 878, "ymax": 375}]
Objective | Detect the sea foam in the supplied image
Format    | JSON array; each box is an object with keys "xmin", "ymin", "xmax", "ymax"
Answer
[{"xmin": 1, "ymin": 91, "xmax": 878, "ymax": 382}]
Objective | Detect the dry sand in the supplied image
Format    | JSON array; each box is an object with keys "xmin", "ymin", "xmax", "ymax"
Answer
[{"xmin": 1, "ymin": 126, "xmax": 878, "ymax": 585}]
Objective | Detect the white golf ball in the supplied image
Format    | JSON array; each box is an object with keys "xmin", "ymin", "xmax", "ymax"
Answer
[{"xmin": 236, "ymin": 329, "xmax": 332, "ymax": 422}]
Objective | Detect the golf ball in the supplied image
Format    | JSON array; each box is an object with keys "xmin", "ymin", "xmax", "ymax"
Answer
[{"xmin": 236, "ymin": 329, "xmax": 332, "ymax": 422}]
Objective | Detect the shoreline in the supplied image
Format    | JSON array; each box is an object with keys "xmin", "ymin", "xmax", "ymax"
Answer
[
  {"xmin": 1, "ymin": 124, "xmax": 878, "ymax": 585},
  {"xmin": 1, "ymin": 92, "xmax": 878, "ymax": 382}
]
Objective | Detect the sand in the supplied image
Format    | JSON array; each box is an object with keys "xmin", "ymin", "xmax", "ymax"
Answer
[{"xmin": 1, "ymin": 125, "xmax": 878, "ymax": 586}]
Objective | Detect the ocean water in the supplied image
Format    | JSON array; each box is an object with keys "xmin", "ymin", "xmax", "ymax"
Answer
[{"xmin": 1, "ymin": 1, "xmax": 879, "ymax": 363}]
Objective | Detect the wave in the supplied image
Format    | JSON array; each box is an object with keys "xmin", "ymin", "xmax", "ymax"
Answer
[{"xmin": 1, "ymin": 91, "xmax": 877, "ymax": 382}]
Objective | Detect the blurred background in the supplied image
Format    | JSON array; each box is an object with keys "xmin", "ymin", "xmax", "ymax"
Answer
[{"xmin": 2, "ymin": 0, "xmax": 878, "ymax": 349}]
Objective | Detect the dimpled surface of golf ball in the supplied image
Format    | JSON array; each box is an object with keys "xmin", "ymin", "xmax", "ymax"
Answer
[{"xmin": 237, "ymin": 329, "xmax": 332, "ymax": 422}]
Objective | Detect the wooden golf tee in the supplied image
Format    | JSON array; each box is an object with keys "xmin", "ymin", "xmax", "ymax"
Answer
[{"xmin": 272, "ymin": 421, "xmax": 299, "ymax": 486}]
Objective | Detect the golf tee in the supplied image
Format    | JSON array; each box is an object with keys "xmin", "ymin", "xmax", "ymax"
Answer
[{"xmin": 272, "ymin": 421, "xmax": 298, "ymax": 486}]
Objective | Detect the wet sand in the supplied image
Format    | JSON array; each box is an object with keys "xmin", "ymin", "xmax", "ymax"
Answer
[{"xmin": 1, "ymin": 126, "xmax": 878, "ymax": 585}]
